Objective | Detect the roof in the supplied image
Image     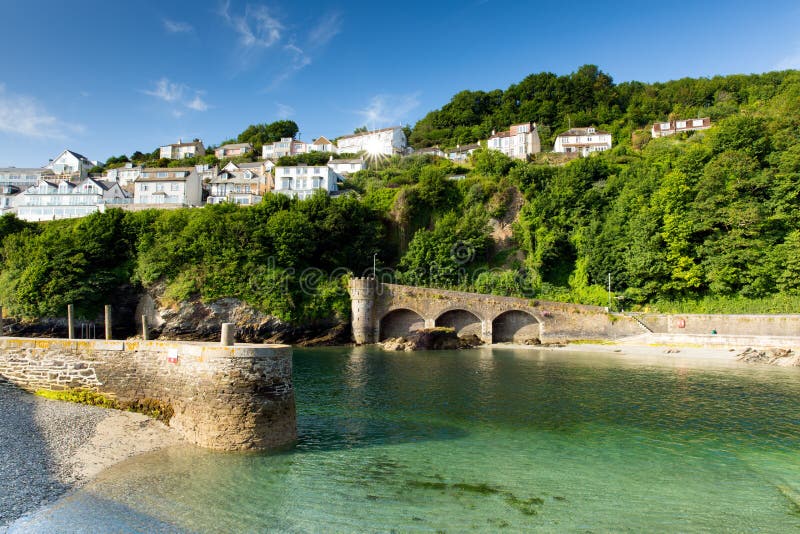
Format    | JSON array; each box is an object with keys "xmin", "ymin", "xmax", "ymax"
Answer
[
  {"xmin": 0, "ymin": 167, "xmax": 53, "ymax": 174},
  {"xmin": 217, "ymin": 143, "xmax": 253, "ymax": 150},
  {"xmin": 64, "ymin": 150, "xmax": 91, "ymax": 162},
  {"xmin": 136, "ymin": 168, "xmax": 198, "ymax": 182},
  {"xmin": 312, "ymin": 136, "xmax": 333, "ymax": 145},
  {"xmin": 556, "ymin": 127, "xmax": 610, "ymax": 137},
  {"xmin": 163, "ymin": 141, "xmax": 204, "ymax": 148},
  {"xmin": 448, "ymin": 143, "xmax": 480, "ymax": 153},
  {"xmin": 336, "ymin": 126, "xmax": 402, "ymax": 141},
  {"xmin": 329, "ymin": 159, "xmax": 364, "ymax": 164},
  {"xmin": 489, "ymin": 131, "xmax": 512, "ymax": 139}
]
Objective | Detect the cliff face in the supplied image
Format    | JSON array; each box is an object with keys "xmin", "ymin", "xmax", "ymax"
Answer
[{"xmin": 136, "ymin": 284, "xmax": 350, "ymax": 345}]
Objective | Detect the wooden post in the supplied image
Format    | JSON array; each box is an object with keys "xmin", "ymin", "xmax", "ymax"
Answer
[
  {"xmin": 67, "ymin": 304, "xmax": 74, "ymax": 340},
  {"xmin": 104, "ymin": 305, "xmax": 112, "ymax": 340},
  {"xmin": 0, "ymin": 306, "xmax": 4, "ymax": 337},
  {"xmin": 141, "ymin": 315, "xmax": 149, "ymax": 341}
]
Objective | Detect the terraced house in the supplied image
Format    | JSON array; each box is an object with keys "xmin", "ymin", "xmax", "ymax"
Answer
[{"xmin": 133, "ymin": 167, "xmax": 202, "ymax": 206}]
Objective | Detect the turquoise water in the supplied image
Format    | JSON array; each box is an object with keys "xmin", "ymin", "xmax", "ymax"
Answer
[{"xmin": 12, "ymin": 347, "xmax": 800, "ymax": 532}]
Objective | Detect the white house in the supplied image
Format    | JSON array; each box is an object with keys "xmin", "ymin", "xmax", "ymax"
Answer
[
  {"xmin": 45, "ymin": 150, "xmax": 95, "ymax": 180},
  {"xmin": 133, "ymin": 167, "xmax": 202, "ymax": 206},
  {"xmin": 445, "ymin": 143, "xmax": 480, "ymax": 163},
  {"xmin": 651, "ymin": 117, "xmax": 712, "ymax": 138},
  {"xmin": 272, "ymin": 165, "xmax": 338, "ymax": 200},
  {"xmin": 0, "ymin": 185, "xmax": 22, "ymax": 214},
  {"xmin": 553, "ymin": 127, "xmax": 612, "ymax": 156},
  {"xmin": 487, "ymin": 122, "xmax": 541, "ymax": 159},
  {"xmin": 262, "ymin": 138, "xmax": 309, "ymax": 160},
  {"xmin": 105, "ymin": 163, "xmax": 143, "ymax": 188},
  {"xmin": 159, "ymin": 140, "xmax": 205, "ymax": 160},
  {"xmin": 414, "ymin": 146, "xmax": 446, "ymax": 158},
  {"xmin": 208, "ymin": 161, "xmax": 271, "ymax": 205},
  {"xmin": 15, "ymin": 178, "xmax": 131, "ymax": 222},
  {"xmin": 0, "ymin": 167, "xmax": 55, "ymax": 189},
  {"xmin": 335, "ymin": 126, "xmax": 407, "ymax": 156},
  {"xmin": 309, "ymin": 136, "xmax": 336, "ymax": 153},
  {"xmin": 327, "ymin": 158, "xmax": 366, "ymax": 176},
  {"xmin": 214, "ymin": 143, "xmax": 253, "ymax": 159}
]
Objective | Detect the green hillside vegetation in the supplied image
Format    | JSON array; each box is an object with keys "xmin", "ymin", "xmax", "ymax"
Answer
[{"xmin": 2, "ymin": 66, "xmax": 800, "ymax": 322}]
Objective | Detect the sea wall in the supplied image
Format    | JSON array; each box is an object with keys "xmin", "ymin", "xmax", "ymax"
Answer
[
  {"xmin": 0, "ymin": 337, "xmax": 296, "ymax": 451},
  {"xmin": 637, "ymin": 314, "xmax": 800, "ymax": 337}
]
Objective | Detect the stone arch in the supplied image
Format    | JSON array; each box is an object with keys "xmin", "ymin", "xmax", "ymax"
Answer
[
  {"xmin": 492, "ymin": 310, "xmax": 541, "ymax": 344},
  {"xmin": 435, "ymin": 309, "xmax": 482, "ymax": 338},
  {"xmin": 379, "ymin": 308, "xmax": 425, "ymax": 341}
]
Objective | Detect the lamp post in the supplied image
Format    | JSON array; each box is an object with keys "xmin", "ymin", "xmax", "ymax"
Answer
[{"xmin": 373, "ymin": 253, "xmax": 377, "ymax": 279}]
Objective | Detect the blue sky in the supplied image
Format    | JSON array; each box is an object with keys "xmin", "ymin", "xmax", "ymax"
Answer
[{"xmin": 1, "ymin": 0, "xmax": 799, "ymax": 167}]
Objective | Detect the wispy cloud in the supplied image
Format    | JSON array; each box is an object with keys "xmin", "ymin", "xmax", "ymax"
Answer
[
  {"xmin": 308, "ymin": 12, "xmax": 342, "ymax": 48},
  {"xmin": 775, "ymin": 45, "xmax": 800, "ymax": 70},
  {"xmin": 275, "ymin": 102, "xmax": 294, "ymax": 118},
  {"xmin": 143, "ymin": 78, "xmax": 209, "ymax": 115},
  {"xmin": 356, "ymin": 92, "xmax": 421, "ymax": 127},
  {"xmin": 220, "ymin": 0, "xmax": 282, "ymax": 48},
  {"xmin": 0, "ymin": 84, "xmax": 83, "ymax": 139},
  {"xmin": 163, "ymin": 19, "xmax": 194, "ymax": 34}
]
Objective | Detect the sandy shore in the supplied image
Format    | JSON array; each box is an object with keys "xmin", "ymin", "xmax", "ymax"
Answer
[{"xmin": 0, "ymin": 382, "xmax": 183, "ymax": 530}]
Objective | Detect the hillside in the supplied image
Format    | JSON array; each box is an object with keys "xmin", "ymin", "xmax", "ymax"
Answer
[{"xmin": 2, "ymin": 66, "xmax": 800, "ymax": 328}]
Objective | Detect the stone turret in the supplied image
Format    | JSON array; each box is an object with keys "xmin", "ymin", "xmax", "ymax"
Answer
[{"xmin": 349, "ymin": 277, "xmax": 377, "ymax": 344}]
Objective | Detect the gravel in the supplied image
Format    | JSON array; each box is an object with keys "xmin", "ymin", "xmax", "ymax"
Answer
[{"xmin": 0, "ymin": 380, "xmax": 113, "ymax": 528}]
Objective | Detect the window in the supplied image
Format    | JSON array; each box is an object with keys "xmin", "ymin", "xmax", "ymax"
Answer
[
  {"xmin": 693, "ymin": 119, "xmax": 704, "ymax": 127},
  {"xmin": 661, "ymin": 122, "xmax": 671, "ymax": 130},
  {"xmin": 676, "ymin": 121, "xmax": 687, "ymax": 129},
  {"xmin": 587, "ymin": 127, "xmax": 596, "ymax": 134},
  {"xmin": 171, "ymin": 183, "xmax": 179, "ymax": 191},
  {"xmin": 157, "ymin": 172, "xmax": 168, "ymax": 178},
  {"xmin": 142, "ymin": 185, "xmax": 148, "ymax": 191}
]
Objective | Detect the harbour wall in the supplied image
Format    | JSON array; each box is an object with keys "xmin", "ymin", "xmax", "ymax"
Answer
[
  {"xmin": 637, "ymin": 314, "xmax": 800, "ymax": 337},
  {"xmin": 0, "ymin": 337, "xmax": 296, "ymax": 451}
]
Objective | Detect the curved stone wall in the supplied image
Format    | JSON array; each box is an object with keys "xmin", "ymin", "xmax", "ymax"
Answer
[{"xmin": 0, "ymin": 338, "xmax": 296, "ymax": 451}]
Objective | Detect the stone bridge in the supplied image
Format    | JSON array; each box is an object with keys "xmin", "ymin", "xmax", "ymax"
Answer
[{"xmin": 349, "ymin": 278, "xmax": 642, "ymax": 344}]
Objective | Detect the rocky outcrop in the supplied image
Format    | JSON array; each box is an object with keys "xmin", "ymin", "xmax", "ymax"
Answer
[
  {"xmin": 137, "ymin": 283, "xmax": 348, "ymax": 345},
  {"xmin": 736, "ymin": 347, "xmax": 800, "ymax": 366},
  {"xmin": 380, "ymin": 328, "xmax": 483, "ymax": 351}
]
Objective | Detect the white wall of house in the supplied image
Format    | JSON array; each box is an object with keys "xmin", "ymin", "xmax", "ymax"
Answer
[
  {"xmin": 45, "ymin": 150, "xmax": 93, "ymax": 179},
  {"xmin": 327, "ymin": 159, "xmax": 366, "ymax": 175},
  {"xmin": 487, "ymin": 123, "xmax": 541, "ymax": 159},
  {"xmin": 134, "ymin": 169, "xmax": 202, "ymax": 206},
  {"xmin": 336, "ymin": 127, "xmax": 407, "ymax": 155},
  {"xmin": 553, "ymin": 128, "xmax": 613, "ymax": 156},
  {"xmin": 272, "ymin": 165, "xmax": 338, "ymax": 199}
]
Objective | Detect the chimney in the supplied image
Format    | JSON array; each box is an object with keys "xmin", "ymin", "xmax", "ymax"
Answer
[
  {"xmin": 491, "ymin": 130, "xmax": 495, "ymax": 136},
  {"xmin": 179, "ymin": 138, "xmax": 182, "ymax": 144}
]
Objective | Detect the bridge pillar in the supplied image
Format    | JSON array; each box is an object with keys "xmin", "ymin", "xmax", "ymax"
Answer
[
  {"xmin": 481, "ymin": 319, "xmax": 493, "ymax": 344},
  {"xmin": 349, "ymin": 277, "xmax": 377, "ymax": 344},
  {"xmin": 424, "ymin": 318, "xmax": 436, "ymax": 329}
]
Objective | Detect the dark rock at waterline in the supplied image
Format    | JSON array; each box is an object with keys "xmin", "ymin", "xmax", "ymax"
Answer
[
  {"xmin": 736, "ymin": 347, "xmax": 800, "ymax": 366},
  {"xmin": 381, "ymin": 328, "xmax": 482, "ymax": 351}
]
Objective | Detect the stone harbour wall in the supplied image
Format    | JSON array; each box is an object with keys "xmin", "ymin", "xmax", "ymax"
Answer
[
  {"xmin": 637, "ymin": 314, "xmax": 800, "ymax": 337},
  {"xmin": 0, "ymin": 337, "xmax": 296, "ymax": 451}
]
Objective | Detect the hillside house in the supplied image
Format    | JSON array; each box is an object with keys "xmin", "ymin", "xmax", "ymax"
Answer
[
  {"xmin": 651, "ymin": 117, "xmax": 712, "ymax": 138},
  {"xmin": 208, "ymin": 161, "xmax": 271, "ymax": 205},
  {"xmin": 133, "ymin": 167, "xmax": 202, "ymax": 206},
  {"xmin": 487, "ymin": 122, "xmax": 541, "ymax": 159},
  {"xmin": 16, "ymin": 178, "xmax": 131, "ymax": 221},
  {"xmin": 159, "ymin": 140, "xmax": 205, "ymax": 160},
  {"xmin": 214, "ymin": 143, "xmax": 253, "ymax": 158},
  {"xmin": 45, "ymin": 150, "xmax": 96, "ymax": 180},
  {"xmin": 272, "ymin": 164, "xmax": 338, "ymax": 200},
  {"xmin": 336, "ymin": 127, "xmax": 407, "ymax": 156},
  {"xmin": 553, "ymin": 127, "xmax": 612, "ymax": 156}
]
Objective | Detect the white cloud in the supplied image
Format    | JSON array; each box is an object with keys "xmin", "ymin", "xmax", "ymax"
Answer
[
  {"xmin": 308, "ymin": 12, "xmax": 342, "ymax": 48},
  {"xmin": 357, "ymin": 92, "xmax": 421, "ymax": 127},
  {"xmin": 163, "ymin": 19, "xmax": 194, "ymax": 34},
  {"xmin": 275, "ymin": 102, "xmax": 294, "ymax": 118},
  {"xmin": 220, "ymin": 1, "xmax": 282, "ymax": 48},
  {"xmin": 775, "ymin": 46, "xmax": 800, "ymax": 70},
  {"xmin": 0, "ymin": 84, "xmax": 82, "ymax": 139},
  {"xmin": 142, "ymin": 78, "xmax": 210, "ymax": 114},
  {"xmin": 186, "ymin": 95, "xmax": 209, "ymax": 112}
]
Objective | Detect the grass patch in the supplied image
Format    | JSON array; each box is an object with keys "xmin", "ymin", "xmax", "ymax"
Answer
[{"xmin": 35, "ymin": 388, "xmax": 174, "ymax": 424}]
